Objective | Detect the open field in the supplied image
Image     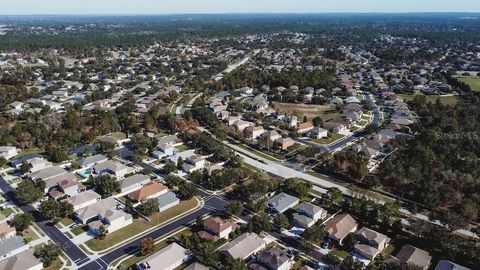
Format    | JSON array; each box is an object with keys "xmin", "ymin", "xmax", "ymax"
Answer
[
  {"xmin": 397, "ymin": 93, "xmax": 460, "ymax": 106},
  {"xmin": 273, "ymin": 102, "xmax": 342, "ymax": 121},
  {"xmin": 456, "ymin": 76, "xmax": 480, "ymax": 92},
  {"xmin": 84, "ymin": 198, "xmax": 198, "ymax": 251}
]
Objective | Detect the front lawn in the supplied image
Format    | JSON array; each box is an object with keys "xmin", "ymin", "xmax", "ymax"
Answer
[
  {"xmin": 59, "ymin": 217, "xmax": 75, "ymax": 227},
  {"xmin": 85, "ymin": 198, "xmax": 199, "ymax": 251},
  {"xmin": 71, "ymin": 225, "xmax": 89, "ymax": 236},
  {"xmin": 330, "ymin": 249, "xmax": 350, "ymax": 259},
  {"xmin": 0, "ymin": 207, "xmax": 14, "ymax": 217},
  {"xmin": 313, "ymin": 132, "xmax": 345, "ymax": 145}
]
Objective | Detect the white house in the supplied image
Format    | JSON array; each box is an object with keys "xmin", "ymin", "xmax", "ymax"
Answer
[
  {"xmin": 310, "ymin": 127, "xmax": 328, "ymax": 139},
  {"xmin": 63, "ymin": 190, "xmax": 101, "ymax": 211},
  {"xmin": 0, "ymin": 147, "xmax": 19, "ymax": 160},
  {"xmin": 136, "ymin": 243, "xmax": 190, "ymax": 270}
]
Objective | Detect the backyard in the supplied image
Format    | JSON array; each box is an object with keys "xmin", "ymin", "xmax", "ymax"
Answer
[
  {"xmin": 397, "ymin": 93, "xmax": 459, "ymax": 106},
  {"xmin": 456, "ymin": 76, "xmax": 480, "ymax": 92}
]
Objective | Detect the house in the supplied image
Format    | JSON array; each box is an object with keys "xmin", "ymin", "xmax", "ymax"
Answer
[
  {"xmin": 25, "ymin": 158, "xmax": 52, "ymax": 173},
  {"xmin": 244, "ymin": 126, "xmax": 265, "ymax": 140},
  {"xmin": 297, "ymin": 122, "xmax": 314, "ymax": 134},
  {"xmin": 274, "ymin": 137, "xmax": 295, "ymax": 151},
  {"xmin": 0, "ymin": 215, "xmax": 16, "ymax": 239},
  {"xmin": 0, "ymin": 236, "xmax": 28, "ymax": 262},
  {"xmin": 324, "ymin": 213, "xmax": 358, "ymax": 244},
  {"xmin": 57, "ymin": 178, "xmax": 85, "ymax": 197},
  {"xmin": 40, "ymin": 172, "xmax": 77, "ymax": 194},
  {"xmin": 63, "ymin": 190, "xmax": 101, "ymax": 211},
  {"xmin": 29, "ymin": 166, "xmax": 68, "ymax": 185},
  {"xmin": 157, "ymin": 191, "xmax": 180, "ymax": 212},
  {"xmin": 0, "ymin": 248, "xmax": 42, "ymax": 270},
  {"xmin": 93, "ymin": 160, "xmax": 129, "ymax": 179},
  {"xmin": 75, "ymin": 197, "xmax": 132, "ymax": 233},
  {"xmin": 296, "ymin": 202, "xmax": 327, "ymax": 221},
  {"xmin": 158, "ymin": 135, "xmax": 181, "ymax": 147},
  {"xmin": 135, "ymin": 243, "xmax": 190, "ymax": 270},
  {"xmin": 234, "ymin": 120, "xmax": 253, "ymax": 132},
  {"xmin": 266, "ymin": 193, "xmax": 299, "ymax": 214},
  {"xmin": 182, "ymin": 155, "xmax": 206, "ymax": 173},
  {"xmin": 256, "ymin": 247, "xmax": 294, "ymax": 270},
  {"xmin": 220, "ymin": 232, "xmax": 266, "ymax": 260},
  {"xmin": 0, "ymin": 147, "xmax": 19, "ymax": 160},
  {"xmin": 385, "ymin": 245, "xmax": 432, "ymax": 270},
  {"xmin": 184, "ymin": 262, "xmax": 210, "ymax": 270},
  {"xmin": 310, "ymin": 127, "xmax": 328, "ymax": 139},
  {"xmin": 128, "ymin": 181, "xmax": 168, "ymax": 202},
  {"xmin": 343, "ymin": 104, "xmax": 363, "ymax": 122},
  {"xmin": 198, "ymin": 217, "xmax": 238, "ymax": 242},
  {"xmin": 79, "ymin": 154, "xmax": 108, "ymax": 168},
  {"xmin": 434, "ymin": 260, "xmax": 471, "ymax": 270},
  {"xmin": 324, "ymin": 119, "xmax": 349, "ymax": 133},
  {"xmin": 262, "ymin": 130, "xmax": 282, "ymax": 143},
  {"xmin": 152, "ymin": 143, "xmax": 175, "ymax": 159},
  {"xmin": 351, "ymin": 142, "xmax": 380, "ymax": 157},
  {"xmin": 354, "ymin": 227, "xmax": 390, "ymax": 260},
  {"xmin": 10, "ymin": 154, "xmax": 43, "ymax": 169},
  {"xmin": 118, "ymin": 174, "xmax": 150, "ymax": 194},
  {"xmin": 292, "ymin": 213, "xmax": 316, "ymax": 229}
]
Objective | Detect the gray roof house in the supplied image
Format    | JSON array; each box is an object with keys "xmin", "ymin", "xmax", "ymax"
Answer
[
  {"xmin": 79, "ymin": 154, "xmax": 108, "ymax": 168},
  {"xmin": 118, "ymin": 174, "xmax": 150, "ymax": 193},
  {"xmin": 136, "ymin": 242, "xmax": 190, "ymax": 270},
  {"xmin": 0, "ymin": 248, "xmax": 42, "ymax": 270},
  {"xmin": 220, "ymin": 232, "xmax": 266, "ymax": 260},
  {"xmin": 256, "ymin": 247, "xmax": 294, "ymax": 270},
  {"xmin": 434, "ymin": 260, "xmax": 471, "ymax": 270},
  {"xmin": 157, "ymin": 191, "xmax": 180, "ymax": 212},
  {"xmin": 0, "ymin": 236, "xmax": 28, "ymax": 261},
  {"xmin": 266, "ymin": 192, "xmax": 299, "ymax": 214}
]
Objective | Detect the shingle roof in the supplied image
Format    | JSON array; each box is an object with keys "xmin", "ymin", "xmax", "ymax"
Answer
[
  {"xmin": 0, "ymin": 248, "xmax": 41, "ymax": 270},
  {"xmin": 324, "ymin": 213, "xmax": 358, "ymax": 241},
  {"xmin": 0, "ymin": 236, "xmax": 26, "ymax": 258},
  {"xmin": 128, "ymin": 181, "xmax": 167, "ymax": 201},
  {"xmin": 220, "ymin": 233, "xmax": 266, "ymax": 259},
  {"xmin": 257, "ymin": 247, "xmax": 291, "ymax": 268}
]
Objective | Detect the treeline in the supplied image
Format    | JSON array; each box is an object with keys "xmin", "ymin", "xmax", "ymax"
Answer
[{"xmin": 376, "ymin": 94, "xmax": 480, "ymax": 229}]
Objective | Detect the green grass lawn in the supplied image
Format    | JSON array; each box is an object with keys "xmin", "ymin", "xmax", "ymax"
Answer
[
  {"xmin": 456, "ymin": 76, "xmax": 480, "ymax": 92},
  {"xmin": 313, "ymin": 132, "xmax": 345, "ymax": 145},
  {"xmin": 397, "ymin": 93, "xmax": 460, "ymax": 106},
  {"xmin": 22, "ymin": 227, "xmax": 40, "ymax": 242},
  {"xmin": 85, "ymin": 198, "xmax": 199, "ymax": 251},
  {"xmin": 330, "ymin": 249, "xmax": 350, "ymax": 259},
  {"xmin": 235, "ymin": 144, "xmax": 280, "ymax": 162},
  {"xmin": 59, "ymin": 217, "xmax": 75, "ymax": 227},
  {"xmin": 71, "ymin": 225, "xmax": 89, "ymax": 236},
  {"xmin": 111, "ymin": 132, "xmax": 127, "ymax": 140},
  {"xmin": 0, "ymin": 208, "xmax": 13, "ymax": 216},
  {"xmin": 175, "ymin": 144, "xmax": 188, "ymax": 153},
  {"xmin": 119, "ymin": 229, "xmax": 192, "ymax": 270}
]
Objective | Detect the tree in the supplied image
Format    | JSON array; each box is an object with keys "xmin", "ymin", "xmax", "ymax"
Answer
[
  {"xmin": 342, "ymin": 233, "xmax": 358, "ymax": 251},
  {"xmin": 273, "ymin": 213, "xmax": 290, "ymax": 230},
  {"xmin": 89, "ymin": 175, "xmax": 119, "ymax": 198},
  {"xmin": 226, "ymin": 200, "xmax": 244, "ymax": 217},
  {"xmin": 39, "ymin": 200, "xmax": 62, "ymax": 221},
  {"xmin": 312, "ymin": 116, "xmax": 324, "ymax": 127},
  {"xmin": 248, "ymin": 212, "xmax": 272, "ymax": 233},
  {"xmin": 323, "ymin": 253, "xmax": 342, "ymax": 268},
  {"xmin": 137, "ymin": 199, "xmax": 159, "ymax": 216},
  {"xmin": 300, "ymin": 238, "xmax": 314, "ymax": 254},
  {"xmin": 340, "ymin": 255, "xmax": 364, "ymax": 270},
  {"xmin": 0, "ymin": 157, "xmax": 7, "ymax": 168},
  {"xmin": 323, "ymin": 187, "xmax": 343, "ymax": 207},
  {"xmin": 97, "ymin": 225, "xmax": 107, "ymax": 239},
  {"xmin": 140, "ymin": 237, "xmax": 155, "ymax": 256},
  {"xmin": 163, "ymin": 161, "xmax": 177, "ymax": 173},
  {"xmin": 15, "ymin": 180, "xmax": 43, "ymax": 204},
  {"xmin": 178, "ymin": 183, "xmax": 198, "ymax": 200},
  {"xmin": 35, "ymin": 244, "xmax": 61, "ymax": 267},
  {"xmin": 226, "ymin": 258, "xmax": 248, "ymax": 270},
  {"xmin": 19, "ymin": 162, "xmax": 32, "ymax": 174},
  {"xmin": 11, "ymin": 213, "xmax": 33, "ymax": 232},
  {"xmin": 380, "ymin": 201, "xmax": 401, "ymax": 226}
]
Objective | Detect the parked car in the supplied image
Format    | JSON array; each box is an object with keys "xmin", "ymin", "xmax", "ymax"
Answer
[{"xmin": 321, "ymin": 239, "xmax": 332, "ymax": 249}]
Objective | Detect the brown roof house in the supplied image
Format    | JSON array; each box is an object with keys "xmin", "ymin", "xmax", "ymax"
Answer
[
  {"xmin": 354, "ymin": 227, "xmax": 391, "ymax": 260},
  {"xmin": 274, "ymin": 137, "xmax": 295, "ymax": 151},
  {"xmin": 256, "ymin": 247, "xmax": 294, "ymax": 270},
  {"xmin": 297, "ymin": 122, "xmax": 314, "ymax": 134},
  {"xmin": 324, "ymin": 213, "xmax": 358, "ymax": 244},
  {"xmin": 198, "ymin": 217, "xmax": 239, "ymax": 242},
  {"xmin": 385, "ymin": 245, "xmax": 432, "ymax": 270},
  {"xmin": 128, "ymin": 181, "xmax": 168, "ymax": 202}
]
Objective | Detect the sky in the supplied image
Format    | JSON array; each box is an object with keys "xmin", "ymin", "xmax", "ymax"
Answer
[{"xmin": 0, "ymin": 0, "xmax": 479, "ymax": 15}]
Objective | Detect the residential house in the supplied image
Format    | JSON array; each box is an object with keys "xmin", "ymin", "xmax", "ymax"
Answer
[
  {"xmin": 351, "ymin": 142, "xmax": 380, "ymax": 157},
  {"xmin": 198, "ymin": 217, "xmax": 238, "ymax": 242},
  {"xmin": 63, "ymin": 190, "xmax": 101, "ymax": 211},
  {"xmin": 297, "ymin": 122, "xmax": 314, "ymax": 134},
  {"xmin": 158, "ymin": 135, "xmax": 181, "ymax": 147},
  {"xmin": 152, "ymin": 143, "xmax": 175, "ymax": 159},
  {"xmin": 220, "ymin": 232, "xmax": 266, "ymax": 260},
  {"xmin": 262, "ymin": 130, "xmax": 282, "ymax": 143},
  {"xmin": 0, "ymin": 248, "xmax": 42, "ymax": 270},
  {"xmin": 93, "ymin": 160, "xmax": 129, "ymax": 179},
  {"xmin": 0, "ymin": 147, "xmax": 19, "ymax": 160},
  {"xmin": 118, "ymin": 174, "xmax": 150, "ymax": 194},
  {"xmin": 25, "ymin": 158, "xmax": 52, "ymax": 173},
  {"xmin": 296, "ymin": 202, "xmax": 327, "ymax": 221},
  {"xmin": 79, "ymin": 154, "xmax": 108, "ymax": 169},
  {"xmin": 184, "ymin": 262, "xmax": 210, "ymax": 270},
  {"xmin": 128, "ymin": 181, "xmax": 168, "ymax": 202},
  {"xmin": 343, "ymin": 104, "xmax": 363, "ymax": 122},
  {"xmin": 266, "ymin": 193, "xmax": 299, "ymax": 214},
  {"xmin": 182, "ymin": 155, "xmax": 206, "ymax": 173},
  {"xmin": 10, "ymin": 154, "xmax": 43, "ymax": 169},
  {"xmin": 274, "ymin": 137, "xmax": 295, "ymax": 151},
  {"xmin": 157, "ymin": 191, "xmax": 180, "ymax": 212},
  {"xmin": 434, "ymin": 260, "xmax": 471, "ymax": 270},
  {"xmin": 245, "ymin": 126, "xmax": 265, "ymax": 140},
  {"xmin": 324, "ymin": 213, "xmax": 358, "ymax": 244},
  {"xmin": 75, "ymin": 197, "xmax": 132, "ymax": 233},
  {"xmin": 256, "ymin": 247, "xmax": 294, "ymax": 270},
  {"xmin": 135, "ymin": 243, "xmax": 190, "ymax": 270},
  {"xmin": 0, "ymin": 236, "xmax": 28, "ymax": 262},
  {"xmin": 385, "ymin": 245, "xmax": 432, "ymax": 270},
  {"xmin": 310, "ymin": 127, "xmax": 328, "ymax": 139},
  {"xmin": 354, "ymin": 227, "xmax": 391, "ymax": 260},
  {"xmin": 324, "ymin": 119, "xmax": 351, "ymax": 133},
  {"xmin": 234, "ymin": 120, "xmax": 253, "ymax": 132}
]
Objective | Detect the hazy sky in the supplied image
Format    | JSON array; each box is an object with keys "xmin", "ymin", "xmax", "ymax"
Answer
[{"xmin": 0, "ymin": 0, "xmax": 479, "ymax": 15}]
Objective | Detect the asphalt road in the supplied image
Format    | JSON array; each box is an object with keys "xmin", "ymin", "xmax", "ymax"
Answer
[
  {"xmin": 78, "ymin": 192, "xmax": 227, "ymax": 270},
  {"xmin": 0, "ymin": 175, "xmax": 89, "ymax": 264}
]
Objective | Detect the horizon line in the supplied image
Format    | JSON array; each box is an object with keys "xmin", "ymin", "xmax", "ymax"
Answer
[{"xmin": 1, "ymin": 11, "xmax": 480, "ymax": 17}]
